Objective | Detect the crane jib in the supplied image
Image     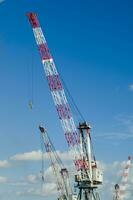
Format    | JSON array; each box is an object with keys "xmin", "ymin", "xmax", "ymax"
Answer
[
  {"xmin": 27, "ymin": 13, "xmax": 88, "ymax": 171},
  {"xmin": 39, "ymin": 127, "xmax": 72, "ymax": 199}
]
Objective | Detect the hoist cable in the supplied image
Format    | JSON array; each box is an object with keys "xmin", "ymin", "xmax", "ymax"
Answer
[
  {"xmin": 40, "ymin": 133, "xmax": 45, "ymax": 183},
  {"xmin": 56, "ymin": 66, "xmax": 85, "ymax": 123}
]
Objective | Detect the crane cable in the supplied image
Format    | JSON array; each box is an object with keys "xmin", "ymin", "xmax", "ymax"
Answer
[
  {"xmin": 40, "ymin": 132, "xmax": 45, "ymax": 183},
  {"xmin": 56, "ymin": 67, "xmax": 85, "ymax": 123},
  {"xmin": 57, "ymin": 68, "xmax": 98, "ymax": 165},
  {"xmin": 28, "ymin": 49, "xmax": 34, "ymax": 110}
]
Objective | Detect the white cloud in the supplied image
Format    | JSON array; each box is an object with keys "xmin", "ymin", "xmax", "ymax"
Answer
[
  {"xmin": 44, "ymin": 166, "xmax": 55, "ymax": 182},
  {"xmin": 26, "ymin": 174, "xmax": 39, "ymax": 184},
  {"xmin": 0, "ymin": 160, "xmax": 10, "ymax": 168},
  {"xmin": 10, "ymin": 149, "xmax": 73, "ymax": 162},
  {"xmin": 56, "ymin": 150, "xmax": 73, "ymax": 162},
  {"xmin": 12, "ymin": 149, "xmax": 75, "ymax": 198},
  {"xmin": 1, "ymin": 149, "xmax": 132, "ymax": 200},
  {"xmin": 17, "ymin": 158, "xmax": 132, "ymax": 200},
  {"xmin": 129, "ymin": 84, "xmax": 133, "ymax": 91},
  {"xmin": 97, "ymin": 132, "xmax": 133, "ymax": 140},
  {"xmin": 10, "ymin": 181, "xmax": 29, "ymax": 187},
  {"xmin": 41, "ymin": 182, "xmax": 57, "ymax": 196},
  {"xmin": 0, "ymin": 176, "xmax": 8, "ymax": 183},
  {"xmin": 99, "ymin": 159, "xmax": 133, "ymax": 200},
  {"xmin": 10, "ymin": 150, "xmax": 42, "ymax": 161},
  {"xmin": 97, "ymin": 115, "xmax": 133, "ymax": 140},
  {"xmin": 16, "ymin": 183, "xmax": 57, "ymax": 197},
  {"xmin": 2, "ymin": 149, "xmax": 133, "ymax": 200}
]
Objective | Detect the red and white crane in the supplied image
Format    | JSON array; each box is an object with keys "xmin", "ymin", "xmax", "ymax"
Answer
[
  {"xmin": 27, "ymin": 13, "xmax": 82, "ymax": 171},
  {"xmin": 27, "ymin": 13, "xmax": 103, "ymax": 200},
  {"xmin": 39, "ymin": 126, "xmax": 72, "ymax": 200},
  {"xmin": 113, "ymin": 156, "xmax": 131, "ymax": 200}
]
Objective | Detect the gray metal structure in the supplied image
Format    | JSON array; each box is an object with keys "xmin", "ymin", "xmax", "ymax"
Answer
[{"xmin": 75, "ymin": 123, "xmax": 102, "ymax": 200}]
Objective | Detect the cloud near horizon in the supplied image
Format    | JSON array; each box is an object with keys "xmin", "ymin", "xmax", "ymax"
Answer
[
  {"xmin": 0, "ymin": 176, "xmax": 8, "ymax": 184},
  {"xmin": 10, "ymin": 149, "xmax": 73, "ymax": 162},
  {"xmin": 13, "ymin": 157, "xmax": 132, "ymax": 200},
  {"xmin": 0, "ymin": 160, "xmax": 10, "ymax": 168},
  {"xmin": 0, "ymin": 149, "xmax": 132, "ymax": 200}
]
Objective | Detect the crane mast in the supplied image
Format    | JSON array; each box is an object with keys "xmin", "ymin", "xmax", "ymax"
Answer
[
  {"xmin": 75, "ymin": 123, "xmax": 102, "ymax": 200},
  {"xmin": 39, "ymin": 126, "xmax": 72, "ymax": 200},
  {"xmin": 27, "ymin": 13, "xmax": 103, "ymax": 200},
  {"xmin": 113, "ymin": 156, "xmax": 131, "ymax": 200}
]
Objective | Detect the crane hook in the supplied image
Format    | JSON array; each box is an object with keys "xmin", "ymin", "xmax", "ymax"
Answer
[{"xmin": 29, "ymin": 100, "xmax": 33, "ymax": 110}]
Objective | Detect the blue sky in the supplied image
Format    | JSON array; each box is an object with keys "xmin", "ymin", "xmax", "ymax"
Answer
[{"xmin": 0, "ymin": 0, "xmax": 132, "ymax": 199}]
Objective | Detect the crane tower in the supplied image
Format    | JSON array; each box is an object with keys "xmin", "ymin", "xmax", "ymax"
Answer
[
  {"xmin": 113, "ymin": 156, "xmax": 131, "ymax": 200},
  {"xmin": 39, "ymin": 126, "xmax": 72, "ymax": 200},
  {"xmin": 27, "ymin": 13, "xmax": 103, "ymax": 200}
]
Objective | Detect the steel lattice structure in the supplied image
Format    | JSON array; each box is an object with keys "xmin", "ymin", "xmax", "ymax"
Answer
[
  {"xmin": 27, "ymin": 13, "xmax": 85, "ymax": 171},
  {"xmin": 120, "ymin": 156, "xmax": 131, "ymax": 200},
  {"xmin": 27, "ymin": 13, "xmax": 103, "ymax": 200},
  {"xmin": 114, "ymin": 156, "xmax": 131, "ymax": 200},
  {"xmin": 39, "ymin": 126, "xmax": 72, "ymax": 200}
]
